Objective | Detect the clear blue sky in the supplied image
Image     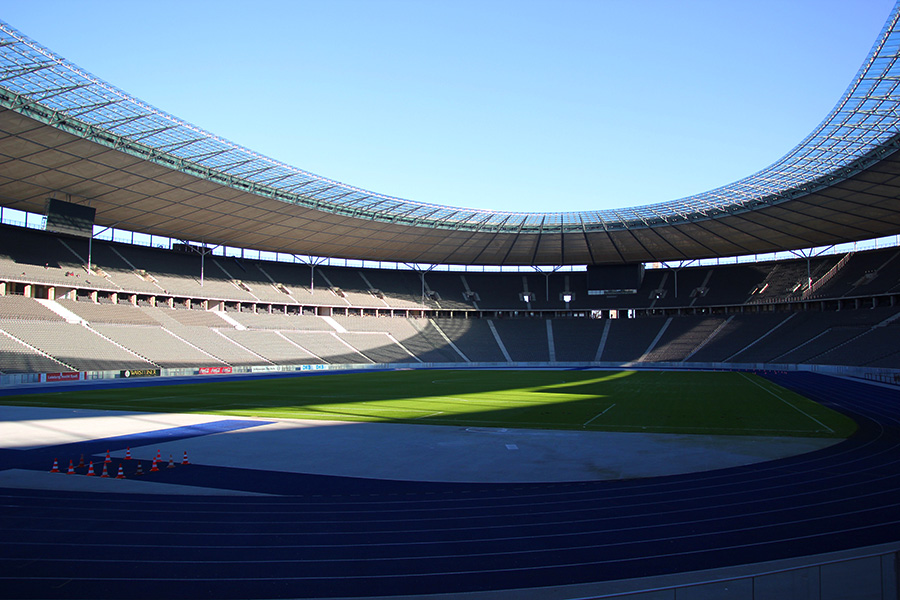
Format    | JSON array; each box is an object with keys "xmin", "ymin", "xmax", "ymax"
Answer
[{"xmin": 3, "ymin": 1, "xmax": 896, "ymax": 214}]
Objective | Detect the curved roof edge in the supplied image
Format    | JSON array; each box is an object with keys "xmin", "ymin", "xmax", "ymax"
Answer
[{"xmin": 0, "ymin": 6, "xmax": 900, "ymax": 235}]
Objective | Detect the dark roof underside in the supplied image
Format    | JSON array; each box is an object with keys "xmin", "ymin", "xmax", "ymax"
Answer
[{"xmin": 1, "ymin": 109, "xmax": 899, "ymax": 265}]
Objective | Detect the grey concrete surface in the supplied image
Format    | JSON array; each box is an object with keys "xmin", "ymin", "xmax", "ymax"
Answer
[{"xmin": 1, "ymin": 405, "xmax": 840, "ymax": 489}]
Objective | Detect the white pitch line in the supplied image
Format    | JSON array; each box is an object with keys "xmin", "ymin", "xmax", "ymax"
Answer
[
  {"xmin": 739, "ymin": 372, "xmax": 834, "ymax": 433},
  {"xmin": 347, "ymin": 406, "xmax": 435, "ymax": 413},
  {"xmin": 125, "ymin": 395, "xmax": 184, "ymax": 402},
  {"xmin": 414, "ymin": 411, "xmax": 444, "ymax": 420},
  {"xmin": 583, "ymin": 404, "xmax": 616, "ymax": 427}
]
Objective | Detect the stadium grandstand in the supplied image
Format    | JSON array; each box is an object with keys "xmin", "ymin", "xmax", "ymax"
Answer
[{"xmin": 2, "ymin": 3, "xmax": 900, "ymax": 600}]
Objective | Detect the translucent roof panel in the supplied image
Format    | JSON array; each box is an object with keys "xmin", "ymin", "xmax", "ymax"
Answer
[{"xmin": 1, "ymin": 5, "xmax": 900, "ymax": 234}]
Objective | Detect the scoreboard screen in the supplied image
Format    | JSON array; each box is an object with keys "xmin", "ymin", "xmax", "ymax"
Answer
[
  {"xmin": 45, "ymin": 198, "xmax": 96, "ymax": 238},
  {"xmin": 587, "ymin": 264, "xmax": 644, "ymax": 295}
]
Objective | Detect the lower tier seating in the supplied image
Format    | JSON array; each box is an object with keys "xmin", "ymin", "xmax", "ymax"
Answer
[{"xmin": 1, "ymin": 294, "xmax": 899, "ymax": 373}]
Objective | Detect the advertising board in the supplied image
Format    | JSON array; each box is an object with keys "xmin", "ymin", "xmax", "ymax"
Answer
[
  {"xmin": 121, "ymin": 369, "xmax": 160, "ymax": 378},
  {"xmin": 45, "ymin": 372, "xmax": 81, "ymax": 382},
  {"xmin": 199, "ymin": 366, "xmax": 233, "ymax": 375}
]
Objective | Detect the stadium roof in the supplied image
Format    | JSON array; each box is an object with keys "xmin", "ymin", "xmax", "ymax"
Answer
[{"xmin": 1, "ymin": 7, "xmax": 900, "ymax": 265}]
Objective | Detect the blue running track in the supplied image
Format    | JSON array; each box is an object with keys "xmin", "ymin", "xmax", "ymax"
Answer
[{"xmin": 1, "ymin": 372, "xmax": 899, "ymax": 599}]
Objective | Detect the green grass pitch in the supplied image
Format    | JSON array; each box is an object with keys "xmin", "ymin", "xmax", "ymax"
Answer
[{"xmin": 2, "ymin": 370, "xmax": 856, "ymax": 438}]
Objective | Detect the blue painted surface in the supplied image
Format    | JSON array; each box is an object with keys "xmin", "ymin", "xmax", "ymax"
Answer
[{"xmin": 0, "ymin": 372, "xmax": 898, "ymax": 599}]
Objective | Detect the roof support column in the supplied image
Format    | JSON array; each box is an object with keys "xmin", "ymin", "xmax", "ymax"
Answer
[
  {"xmin": 86, "ymin": 219, "xmax": 120, "ymax": 275},
  {"xmin": 532, "ymin": 265, "xmax": 562, "ymax": 302},
  {"xmin": 404, "ymin": 263, "xmax": 436, "ymax": 306},
  {"xmin": 789, "ymin": 246, "xmax": 834, "ymax": 293},
  {"xmin": 663, "ymin": 260, "xmax": 697, "ymax": 299},
  {"xmin": 294, "ymin": 255, "xmax": 329, "ymax": 294}
]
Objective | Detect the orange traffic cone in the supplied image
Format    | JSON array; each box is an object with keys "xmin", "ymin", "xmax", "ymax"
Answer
[
  {"xmin": 150, "ymin": 458, "xmax": 159, "ymax": 472},
  {"xmin": 50, "ymin": 459, "xmax": 59, "ymax": 473},
  {"xmin": 182, "ymin": 451, "xmax": 190, "ymax": 465},
  {"xmin": 134, "ymin": 462, "xmax": 144, "ymax": 476},
  {"xmin": 86, "ymin": 461, "xmax": 95, "ymax": 476},
  {"xmin": 154, "ymin": 449, "xmax": 162, "ymax": 462},
  {"xmin": 100, "ymin": 463, "xmax": 109, "ymax": 478},
  {"xmin": 124, "ymin": 447, "xmax": 132, "ymax": 460},
  {"xmin": 116, "ymin": 464, "xmax": 126, "ymax": 479},
  {"xmin": 78, "ymin": 454, "xmax": 85, "ymax": 468},
  {"xmin": 104, "ymin": 450, "xmax": 111, "ymax": 464},
  {"xmin": 66, "ymin": 460, "xmax": 75, "ymax": 475},
  {"xmin": 167, "ymin": 454, "xmax": 176, "ymax": 469}
]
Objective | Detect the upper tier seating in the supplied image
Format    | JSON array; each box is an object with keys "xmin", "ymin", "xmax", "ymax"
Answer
[
  {"xmin": 2, "ymin": 223, "xmax": 896, "ymax": 313},
  {"xmin": 421, "ymin": 272, "xmax": 475, "ymax": 310},
  {"xmin": 358, "ymin": 269, "xmax": 435, "ymax": 309},
  {"xmin": 641, "ymin": 317, "xmax": 726, "ymax": 362},
  {"xmin": 813, "ymin": 248, "xmax": 900, "ymax": 298},
  {"xmin": 0, "ymin": 227, "xmax": 97, "ymax": 289},
  {"xmin": 245, "ymin": 261, "xmax": 340, "ymax": 306},
  {"xmin": 316, "ymin": 267, "xmax": 385, "ymax": 308}
]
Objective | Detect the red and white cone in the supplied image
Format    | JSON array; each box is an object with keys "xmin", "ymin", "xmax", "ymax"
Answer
[
  {"xmin": 124, "ymin": 447, "xmax": 132, "ymax": 460},
  {"xmin": 182, "ymin": 451, "xmax": 190, "ymax": 465},
  {"xmin": 66, "ymin": 460, "xmax": 75, "ymax": 475},
  {"xmin": 154, "ymin": 449, "xmax": 162, "ymax": 462},
  {"xmin": 116, "ymin": 464, "xmax": 126, "ymax": 479},
  {"xmin": 150, "ymin": 458, "xmax": 159, "ymax": 472},
  {"xmin": 134, "ymin": 462, "xmax": 144, "ymax": 476},
  {"xmin": 100, "ymin": 463, "xmax": 109, "ymax": 478},
  {"xmin": 167, "ymin": 454, "xmax": 176, "ymax": 469},
  {"xmin": 86, "ymin": 461, "xmax": 95, "ymax": 476},
  {"xmin": 78, "ymin": 454, "xmax": 85, "ymax": 468},
  {"xmin": 50, "ymin": 459, "xmax": 59, "ymax": 473},
  {"xmin": 104, "ymin": 450, "xmax": 111, "ymax": 464}
]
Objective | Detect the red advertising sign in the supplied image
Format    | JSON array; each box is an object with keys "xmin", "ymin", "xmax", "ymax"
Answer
[
  {"xmin": 199, "ymin": 366, "xmax": 233, "ymax": 375},
  {"xmin": 46, "ymin": 372, "xmax": 81, "ymax": 382}
]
